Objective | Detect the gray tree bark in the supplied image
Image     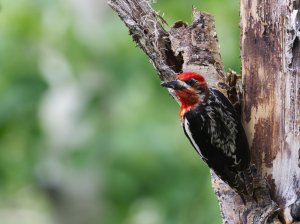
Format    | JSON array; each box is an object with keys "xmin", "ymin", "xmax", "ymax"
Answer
[{"xmin": 108, "ymin": 0, "xmax": 300, "ymax": 223}]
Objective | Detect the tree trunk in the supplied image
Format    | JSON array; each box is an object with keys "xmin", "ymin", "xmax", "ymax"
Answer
[
  {"xmin": 108, "ymin": 0, "xmax": 300, "ymax": 223},
  {"xmin": 241, "ymin": 0, "xmax": 300, "ymax": 223}
]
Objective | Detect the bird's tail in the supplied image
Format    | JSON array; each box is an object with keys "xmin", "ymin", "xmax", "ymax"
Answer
[
  {"xmin": 231, "ymin": 165, "xmax": 254, "ymax": 198},
  {"xmin": 235, "ymin": 165, "xmax": 255, "ymax": 203},
  {"xmin": 243, "ymin": 165, "xmax": 254, "ymax": 197}
]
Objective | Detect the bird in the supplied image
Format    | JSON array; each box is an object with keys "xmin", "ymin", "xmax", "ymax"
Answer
[{"xmin": 161, "ymin": 72, "xmax": 254, "ymax": 199}]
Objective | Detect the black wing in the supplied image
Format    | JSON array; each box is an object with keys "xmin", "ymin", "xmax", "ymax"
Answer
[
  {"xmin": 210, "ymin": 89, "xmax": 250, "ymax": 170},
  {"xmin": 182, "ymin": 89, "xmax": 251, "ymax": 193}
]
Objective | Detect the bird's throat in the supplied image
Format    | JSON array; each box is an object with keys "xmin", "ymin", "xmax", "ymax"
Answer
[
  {"xmin": 175, "ymin": 90, "xmax": 204, "ymax": 121},
  {"xmin": 179, "ymin": 104, "xmax": 196, "ymax": 121}
]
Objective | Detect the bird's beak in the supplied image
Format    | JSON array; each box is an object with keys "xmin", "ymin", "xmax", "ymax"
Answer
[{"xmin": 161, "ymin": 80, "xmax": 185, "ymax": 90}]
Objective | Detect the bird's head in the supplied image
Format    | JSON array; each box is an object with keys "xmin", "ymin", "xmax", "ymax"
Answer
[{"xmin": 161, "ymin": 72, "xmax": 209, "ymax": 118}]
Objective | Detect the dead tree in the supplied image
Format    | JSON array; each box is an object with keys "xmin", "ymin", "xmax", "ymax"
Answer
[{"xmin": 108, "ymin": 0, "xmax": 300, "ymax": 223}]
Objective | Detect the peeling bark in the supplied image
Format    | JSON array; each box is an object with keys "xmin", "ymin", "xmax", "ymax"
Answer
[
  {"xmin": 241, "ymin": 0, "xmax": 300, "ymax": 223},
  {"xmin": 109, "ymin": 0, "xmax": 300, "ymax": 223},
  {"xmin": 108, "ymin": 0, "xmax": 224, "ymax": 85}
]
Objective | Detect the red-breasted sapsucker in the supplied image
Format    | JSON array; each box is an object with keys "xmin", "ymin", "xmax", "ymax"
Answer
[{"xmin": 161, "ymin": 72, "xmax": 253, "ymax": 199}]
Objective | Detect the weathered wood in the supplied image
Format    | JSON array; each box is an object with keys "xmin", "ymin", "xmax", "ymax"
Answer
[
  {"xmin": 108, "ymin": 0, "xmax": 225, "ymax": 84},
  {"xmin": 168, "ymin": 9, "xmax": 225, "ymax": 86},
  {"xmin": 108, "ymin": 0, "xmax": 177, "ymax": 82},
  {"xmin": 241, "ymin": 0, "xmax": 300, "ymax": 223}
]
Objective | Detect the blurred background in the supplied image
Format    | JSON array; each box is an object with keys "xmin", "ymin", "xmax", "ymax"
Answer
[{"xmin": 0, "ymin": 0, "xmax": 240, "ymax": 223}]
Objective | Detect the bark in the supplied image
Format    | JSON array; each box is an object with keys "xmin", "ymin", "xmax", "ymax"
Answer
[
  {"xmin": 108, "ymin": 0, "xmax": 300, "ymax": 223},
  {"xmin": 241, "ymin": 0, "xmax": 300, "ymax": 223}
]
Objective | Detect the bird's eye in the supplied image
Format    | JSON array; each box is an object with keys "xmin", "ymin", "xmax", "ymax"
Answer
[
  {"xmin": 184, "ymin": 79, "xmax": 196, "ymax": 86},
  {"xmin": 198, "ymin": 87, "xmax": 205, "ymax": 94}
]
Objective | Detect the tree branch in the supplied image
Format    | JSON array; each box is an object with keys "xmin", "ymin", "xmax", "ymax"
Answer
[{"xmin": 108, "ymin": 0, "xmax": 178, "ymax": 81}]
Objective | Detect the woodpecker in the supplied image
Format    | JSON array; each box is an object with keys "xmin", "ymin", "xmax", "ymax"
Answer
[{"xmin": 161, "ymin": 72, "xmax": 253, "ymax": 199}]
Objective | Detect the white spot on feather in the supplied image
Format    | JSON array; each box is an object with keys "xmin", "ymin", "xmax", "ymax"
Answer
[
  {"xmin": 206, "ymin": 90, "xmax": 239, "ymax": 164},
  {"xmin": 184, "ymin": 118, "xmax": 203, "ymax": 158}
]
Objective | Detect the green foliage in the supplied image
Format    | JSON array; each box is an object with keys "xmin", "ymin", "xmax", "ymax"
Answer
[
  {"xmin": 0, "ymin": 0, "xmax": 46, "ymax": 193},
  {"xmin": 0, "ymin": 0, "xmax": 240, "ymax": 223}
]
